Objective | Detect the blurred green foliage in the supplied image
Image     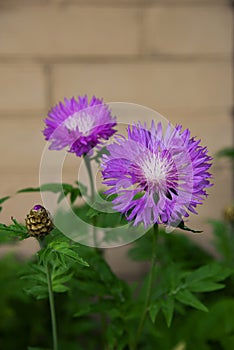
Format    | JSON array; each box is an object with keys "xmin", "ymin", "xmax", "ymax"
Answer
[{"xmin": 0, "ymin": 216, "xmax": 234, "ymax": 350}]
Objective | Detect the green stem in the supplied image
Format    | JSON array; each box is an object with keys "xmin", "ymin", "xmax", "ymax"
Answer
[
  {"xmin": 84, "ymin": 155, "xmax": 99, "ymax": 248},
  {"xmin": 84, "ymin": 155, "xmax": 107, "ymax": 347},
  {"xmin": 133, "ymin": 224, "xmax": 158, "ymax": 350},
  {"xmin": 84, "ymin": 155, "xmax": 95, "ymax": 202},
  {"xmin": 39, "ymin": 238, "xmax": 58, "ymax": 350},
  {"xmin": 46, "ymin": 263, "xmax": 58, "ymax": 350}
]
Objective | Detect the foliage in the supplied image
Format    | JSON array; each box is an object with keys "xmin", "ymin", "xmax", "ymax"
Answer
[
  {"xmin": 0, "ymin": 183, "xmax": 234, "ymax": 349},
  {"xmin": 0, "ymin": 217, "xmax": 29, "ymax": 243},
  {"xmin": 17, "ymin": 181, "xmax": 86, "ymax": 205},
  {"xmin": 216, "ymin": 147, "xmax": 234, "ymax": 159}
]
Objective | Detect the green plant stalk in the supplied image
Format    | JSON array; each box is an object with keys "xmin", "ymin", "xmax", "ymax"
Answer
[
  {"xmin": 84, "ymin": 155, "xmax": 99, "ymax": 248},
  {"xmin": 39, "ymin": 238, "xmax": 58, "ymax": 350},
  {"xmin": 84, "ymin": 155, "xmax": 95, "ymax": 202},
  {"xmin": 84, "ymin": 155, "xmax": 107, "ymax": 348},
  {"xmin": 46, "ymin": 263, "xmax": 58, "ymax": 350},
  {"xmin": 132, "ymin": 224, "xmax": 158, "ymax": 350}
]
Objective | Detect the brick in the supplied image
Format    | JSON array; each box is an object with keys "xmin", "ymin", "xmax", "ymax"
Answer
[
  {"xmin": 0, "ymin": 0, "xmax": 48, "ymax": 9},
  {"xmin": 165, "ymin": 111, "xmax": 233, "ymax": 155},
  {"xmin": 0, "ymin": 64, "xmax": 46, "ymax": 112},
  {"xmin": 150, "ymin": 0, "xmax": 229, "ymax": 4},
  {"xmin": 0, "ymin": 116, "xmax": 85, "ymax": 171},
  {"xmin": 144, "ymin": 6, "xmax": 232, "ymax": 56},
  {"xmin": 52, "ymin": 62, "xmax": 232, "ymax": 112},
  {"xmin": 51, "ymin": 0, "xmax": 149, "ymax": 5},
  {"xmin": 0, "ymin": 117, "xmax": 46, "ymax": 170},
  {"xmin": 51, "ymin": 0, "xmax": 229, "ymax": 5},
  {"xmin": 0, "ymin": 5, "xmax": 139, "ymax": 56}
]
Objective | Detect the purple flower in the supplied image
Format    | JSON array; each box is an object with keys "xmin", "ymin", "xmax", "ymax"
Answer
[
  {"xmin": 101, "ymin": 122, "xmax": 212, "ymax": 228},
  {"xmin": 43, "ymin": 95, "xmax": 116, "ymax": 157}
]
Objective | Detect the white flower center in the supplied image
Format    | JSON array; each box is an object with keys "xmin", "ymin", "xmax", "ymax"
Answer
[
  {"xmin": 64, "ymin": 111, "xmax": 95, "ymax": 136},
  {"xmin": 140, "ymin": 153, "xmax": 168, "ymax": 188}
]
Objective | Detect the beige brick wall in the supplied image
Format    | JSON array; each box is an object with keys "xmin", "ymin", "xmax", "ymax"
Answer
[{"xmin": 0, "ymin": 0, "xmax": 233, "ymax": 260}]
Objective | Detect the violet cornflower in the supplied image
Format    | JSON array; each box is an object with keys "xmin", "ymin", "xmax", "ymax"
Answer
[
  {"xmin": 43, "ymin": 95, "xmax": 116, "ymax": 157},
  {"xmin": 101, "ymin": 122, "xmax": 212, "ymax": 228}
]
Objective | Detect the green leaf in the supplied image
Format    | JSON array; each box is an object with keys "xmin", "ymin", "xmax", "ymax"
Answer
[
  {"xmin": 0, "ymin": 195, "xmax": 10, "ymax": 205},
  {"xmin": 161, "ymin": 296, "xmax": 175, "ymax": 327},
  {"xmin": 178, "ymin": 221, "xmax": 203, "ymax": 233},
  {"xmin": 21, "ymin": 272, "xmax": 47, "ymax": 285},
  {"xmin": 0, "ymin": 195, "xmax": 11, "ymax": 213},
  {"xmin": 38, "ymin": 239, "xmax": 89, "ymax": 268},
  {"xmin": 188, "ymin": 281, "xmax": 225, "ymax": 293},
  {"xmin": 18, "ymin": 183, "xmax": 72, "ymax": 193},
  {"xmin": 149, "ymin": 303, "xmax": 161, "ymax": 323},
  {"xmin": 75, "ymin": 181, "xmax": 87, "ymax": 196},
  {"xmin": 52, "ymin": 271, "xmax": 73, "ymax": 285},
  {"xmin": 209, "ymin": 219, "xmax": 233, "ymax": 262},
  {"xmin": 175, "ymin": 289, "xmax": 208, "ymax": 312},
  {"xmin": 17, "ymin": 182, "xmax": 83, "ymax": 205},
  {"xmin": 70, "ymin": 188, "xmax": 82, "ymax": 204},
  {"xmin": 0, "ymin": 217, "xmax": 29, "ymax": 241},
  {"xmin": 49, "ymin": 241, "xmax": 89, "ymax": 267},
  {"xmin": 186, "ymin": 263, "xmax": 232, "ymax": 285},
  {"xmin": 90, "ymin": 147, "xmax": 109, "ymax": 164},
  {"xmin": 87, "ymin": 206, "xmax": 101, "ymax": 219},
  {"xmin": 24, "ymin": 285, "xmax": 48, "ymax": 300},
  {"xmin": 216, "ymin": 147, "xmax": 234, "ymax": 159},
  {"xmin": 74, "ymin": 305, "xmax": 91, "ymax": 317},
  {"xmin": 52, "ymin": 284, "xmax": 69, "ymax": 293}
]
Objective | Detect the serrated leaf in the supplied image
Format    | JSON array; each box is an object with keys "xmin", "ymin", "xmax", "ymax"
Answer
[
  {"xmin": 176, "ymin": 289, "xmax": 208, "ymax": 312},
  {"xmin": 186, "ymin": 263, "xmax": 232, "ymax": 285},
  {"xmin": 50, "ymin": 242, "xmax": 89, "ymax": 267},
  {"xmin": 149, "ymin": 303, "xmax": 161, "ymax": 323},
  {"xmin": 178, "ymin": 220, "xmax": 202, "ymax": 233},
  {"xmin": 37, "ymin": 247, "xmax": 51, "ymax": 266},
  {"xmin": 161, "ymin": 296, "xmax": 175, "ymax": 327},
  {"xmin": 24, "ymin": 285, "xmax": 48, "ymax": 300},
  {"xmin": 0, "ymin": 218, "xmax": 29, "ymax": 240},
  {"xmin": 52, "ymin": 284, "xmax": 69, "ymax": 293},
  {"xmin": 21, "ymin": 273, "xmax": 47, "ymax": 285},
  {"xmin": 52, "ymin": 272, "xmax": 73, "ymax": 284}
]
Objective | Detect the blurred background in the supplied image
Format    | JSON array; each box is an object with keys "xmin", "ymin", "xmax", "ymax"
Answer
[{"xmin": 0, "ymin": 0, "xmax": 233, "ymax": 273}]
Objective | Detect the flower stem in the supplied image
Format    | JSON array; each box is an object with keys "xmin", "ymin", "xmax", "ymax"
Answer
[
  {"xmin": 84, "ymin": 155, "xmax": 107, "ymax": 347},
  {"xmin": 84, "ymin": 155, "xmax": 95, "ymax": 202},
  {"xmin": 39, "ymin": 238, "xmax": 58, "ymax": 350},
  {"xmin": 133, "ymin": 224, "xmax": 158, "ymax": 350},
  {"xmin": 84, "ymin": 155, "xmax": 99, "ymax": 248},
  {"xmin": 46, "ymin": 263, "xmax": 58, "ymax": 350}
]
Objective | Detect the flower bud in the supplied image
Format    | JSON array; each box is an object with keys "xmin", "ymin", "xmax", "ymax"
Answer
[{"xmin": 25, "ymin": 205, "xmax": 53, "ymax": 238}]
